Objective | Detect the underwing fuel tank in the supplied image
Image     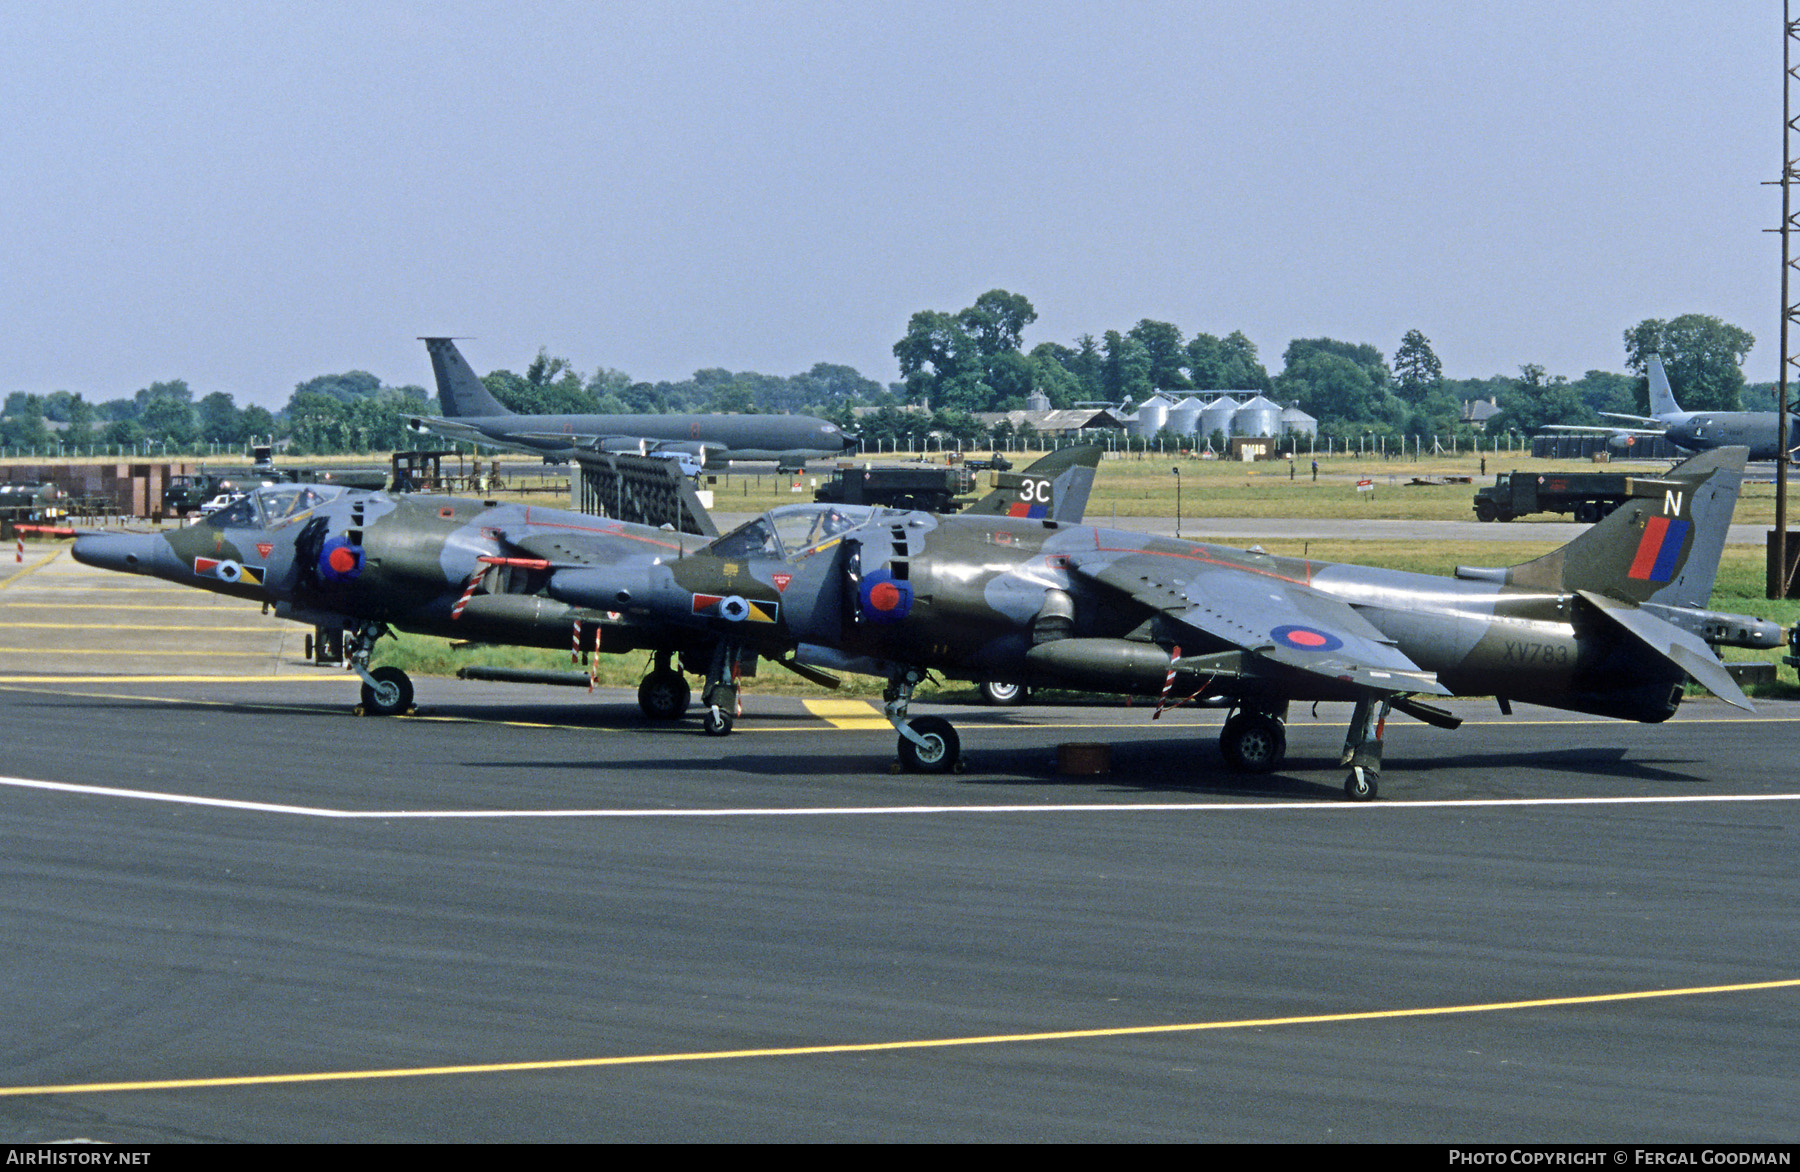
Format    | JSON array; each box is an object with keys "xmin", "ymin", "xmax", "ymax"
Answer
[{"xmin": 1023, "ymin": 638, "xmax": 1175, "ymax": 694}]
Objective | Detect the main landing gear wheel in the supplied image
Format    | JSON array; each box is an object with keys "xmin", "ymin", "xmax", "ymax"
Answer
[
  {"xmin": 638, "ymin": 670, "xmax": 692, "ymax": 720},
  {"xmin": 897, "ymin": 716, "xmax": 959, "ymax": 774},
  {"xmin": 978, "ymin": 679, "xmax": 1027, "ymax": 706},
  {"xmin": 1219, "ymin": 712, "xmax": 1286, "ymax": 773},
  {"xmin": 359, "ymin": 666, "xmax": 413, "ymax": 717},
  {"xmin": 702, "ymin": 705, "xmax": 735, "ymax": 736},
  {"xmin": 1345, "ymin": 767, "xmax": 1378, "ymax": 801}
]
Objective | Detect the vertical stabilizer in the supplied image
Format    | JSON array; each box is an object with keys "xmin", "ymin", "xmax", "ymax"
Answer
[
  {"xmin": 421, "ymin": 337, "xmax": 513, "ymax": 418},
  {"xmin": 1504, "ymin": 446, "xmax": 1746, "ymax": 607},
  {"xmin": 963, "ymin": 445, "xmax": 1103, "ymax": 522},
  {"xmin": 1647, "ymin": 356, "xmax": 1682, "ymax": 418}
]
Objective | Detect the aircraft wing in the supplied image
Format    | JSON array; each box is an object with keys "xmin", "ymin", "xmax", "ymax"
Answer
[
  {"xmin": 403, "ymin": 414, "xmax": 490, "ymax": 443},
  {"xmin": 1066, "ymin": 549, "xmax": 1451, "ymax": 696},
  {"xmin": 1539, "ymin": 424, "xmax": 1667, "ymax": 438}
]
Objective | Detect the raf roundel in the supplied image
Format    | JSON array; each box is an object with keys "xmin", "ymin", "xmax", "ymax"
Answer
[
  {"xmin": 857, "ymin": 567, "xmax": 913, "ymax": 624},
  {"xmin": 317, "ymin": 535, "xmax": 365, "ymax": 583},
  {"xmin": 1270, "ymin": 624, "xmax": 1343, "ymax": 653}
]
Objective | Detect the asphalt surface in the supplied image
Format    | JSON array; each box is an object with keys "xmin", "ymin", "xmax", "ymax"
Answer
[{"xmin": 1, "ymin": 549, "xmax": 1798, "ymax": 1142}]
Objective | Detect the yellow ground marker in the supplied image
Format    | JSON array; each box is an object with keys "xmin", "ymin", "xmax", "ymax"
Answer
[
  {"xmin": 0, "ymin": 552, "xmax": 60, "ymax": 589},
  {"xmin": 1, "ymin": 976, "xmax": 1792, "ymax": 1098},
  {"xmin": 802, "ymin": 697, "xmax": 891, "ymax": 728},
  {"xmin": 0, "ymin": 647, "xmax": 271, "ymax": 657},
  {"xmin": 0, "ymin": 622, "xmax": 275, "ymax": 632}
]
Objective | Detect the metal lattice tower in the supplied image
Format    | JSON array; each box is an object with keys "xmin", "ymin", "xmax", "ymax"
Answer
[{"xmin": 1776, "ymin": 5, "xmax": 1799, "ymax": 596}]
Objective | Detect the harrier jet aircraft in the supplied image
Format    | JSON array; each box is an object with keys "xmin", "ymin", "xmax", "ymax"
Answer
[
  {"xmin": 404, "ymin": 338, "xmax": 856, "ymax": 469},
  {"xmin": 1546, "ymin": 357, "xmax": 1796, "ymax": 462},
  {"xmin": 557, "ymin": 447, "xmax": 1773, "ymax": 800},
  {"xmin": 70, "ymin": 447, "xmax": 1774, "ymax": 800},
  {"xmin": 68, "ymin": 448, "xmax": 1099, "ymax": 724}
]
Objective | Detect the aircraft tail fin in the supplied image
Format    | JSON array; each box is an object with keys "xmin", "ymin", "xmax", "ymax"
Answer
[
  {"xmin": 1504, "ymin": 445, "xmax": 1746, "ymax": 608},
  {"xmin": 1647, "ymin": 355, "xmax": 1682, "ymax": 417},
  {"xmin": 421, "ymin": 337, "xmax": 513, "ymax": 418},
  {"xmin": 962, "ymin": 444, "xmax": 1103, "ymax": 522}
]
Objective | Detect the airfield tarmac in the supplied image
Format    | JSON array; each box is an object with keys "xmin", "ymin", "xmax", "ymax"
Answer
[{"xmin": 1, "ymin": 549, "xmax": 1797, "ymax": 1141}]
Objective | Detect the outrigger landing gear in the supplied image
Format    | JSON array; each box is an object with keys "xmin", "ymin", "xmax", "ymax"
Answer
[
  {"xmin": 1339, "ymin": 693, "xmax": 1393, "ymax": 801},
  {"xmin": 700, "ymin": 643, "xmax": 749, "ymax": 736},
  {"xmin": 886, "ymin": 667, "xmax": 961, "ymax": 773},
  {"xmin": 1218, "ymin": 702, "xmax": 1288, "ymax": 773},
  {"xmin": 637, "ymin": 651, "xmax": 692, "ymax": 720},
  {"xmin": 345, "ymin": 621, "xmax": 412, "ymax": 716}
]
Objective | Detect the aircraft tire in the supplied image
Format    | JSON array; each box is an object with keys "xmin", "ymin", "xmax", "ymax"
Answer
[
  {"xmin": 978, "ymin": 679, "xmax": 1027, "ymax": 706},
  {"xmin": 638, "ymin": 670, "xmax": 692, "ymax": 720},
  {"xmin": 898, "ymin": 716, "xmax": 959, "ymax": 773},
  {"xmin": 702, "ymin": 705, "xmax": 735, "ymax": 736},
  {"xmin": 1344, "ymin": 767, "xmax": 1378, "ymax": 801},
  {"xmin": 360, "ymin": 666, "xmax": 413, "ymax": 717},
  {"xmin": 1220, "ymin": 713, "xmax": 1285, "ymax": 773}
]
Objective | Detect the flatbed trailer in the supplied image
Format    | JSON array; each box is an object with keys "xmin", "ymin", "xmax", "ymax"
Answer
[{"xmin": 1472, "ymin": 469, "xmax": 1680, "ymax": 523}]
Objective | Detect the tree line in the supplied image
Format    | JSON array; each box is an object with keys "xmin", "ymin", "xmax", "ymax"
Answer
[{"xmin": 0, "ymin": 292, "xmax": 1765, "ymax": 457}]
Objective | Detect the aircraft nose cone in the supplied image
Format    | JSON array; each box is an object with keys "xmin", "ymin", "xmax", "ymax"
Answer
[{"xmin": 72, "ymin": 531, "xmax": 168, "ymax": 576}]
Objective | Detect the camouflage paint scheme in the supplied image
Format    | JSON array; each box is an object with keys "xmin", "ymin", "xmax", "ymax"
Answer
[{"xmin": 73, "ymin": 447, "xmax": 1767, "ymax": 800}]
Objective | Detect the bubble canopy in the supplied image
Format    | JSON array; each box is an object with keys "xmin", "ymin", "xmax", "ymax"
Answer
[{"xmin": 704, "ymin": 503, "xmax": 890, "ymax": 561}]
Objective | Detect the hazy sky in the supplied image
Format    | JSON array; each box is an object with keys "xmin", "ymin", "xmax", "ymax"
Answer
[{"xmin": 0, "ymin": 2, "xmax": 1783, "ymax": 409}]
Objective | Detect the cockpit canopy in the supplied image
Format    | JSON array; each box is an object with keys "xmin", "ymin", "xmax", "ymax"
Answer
[
  {"xmin": 705, "ymin": 503, "xmax": 888, "ymax": 561},
  {"xmin": 208, "ymin": 482, "xmax": 354, "ymax": 529}
]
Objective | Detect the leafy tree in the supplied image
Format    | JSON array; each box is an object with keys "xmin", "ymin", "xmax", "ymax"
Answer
[
  {"xmin": 1485, "ymin": 365, "xmax": 1597, "ymax": 435},
  {"xmin": 138, "ymin": 382, "xmax": 198, "ymax": 449},
  {"xmin": 1623, "ymin": 314, "xmax": 1755, "ymax": 412},
  {"xmin": 1392, "ymin": 329, "xmax": 1443, "ymax": 404},
  {"xmin": 1100, "ymin": 330, "xmax": 1153, "ymax": 403},
  {"xmin": 1, "ymin": 394, "xmax": 50, "ymax": 448},
  {"xmin": 1283, "ymin": 338, "xmax": 1389, "ymax": 393},
  {"xmin": 291, "ymin": 371, "xmax": 381, "ymax": 404},
  {"xmin": 896, "ymin": 290, "xmax": 1041, "ymax": 412},
  {"xmin": 239, "ymin": 405, "xmax": 276, "ymax": 445},
  {"xmin": 1127, "ymin": 319, "xmax": 1191, "ymax": 393},
  {"xmin": 1186, "ymin": 331, "xmax": 1271, "ymax": 391},
  {"xmin": 198, "ymin": 392, "xmax": 245, "ymax": 445},
  {"xmin": 957, "ymin": 289, "xmax": 1037, "ymax": 358},
  {"xmin": 894, "ymin": 308, "xmax": 986, "ymax": 411}
]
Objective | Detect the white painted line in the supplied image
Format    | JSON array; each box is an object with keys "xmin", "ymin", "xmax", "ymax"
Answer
[{"xmin": 4, "ymin": 774, "xmax": 1800, "ymax": 820}]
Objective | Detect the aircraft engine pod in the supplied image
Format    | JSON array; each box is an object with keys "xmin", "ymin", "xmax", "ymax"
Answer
[{"xmin": 1023, "ymin": 638, "xmax": 1176, "ymax": 694}]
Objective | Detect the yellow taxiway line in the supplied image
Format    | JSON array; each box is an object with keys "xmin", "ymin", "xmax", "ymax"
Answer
[
  {"xmin": 1, "ymin": 976, "xmax": 1792, "ymax": 1098},
  {"xmin": 0, "ymin": 622, "xmax": 277, "ymax": 632}
]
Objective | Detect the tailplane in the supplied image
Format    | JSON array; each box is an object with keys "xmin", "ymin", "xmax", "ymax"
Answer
[
  {"xmin": 962, "ymin": 445, "xmax": 1103, "ymax": 523},
  {"xmin": 421, "ymin": 337, "xmax": 514, "ymax": 418}
]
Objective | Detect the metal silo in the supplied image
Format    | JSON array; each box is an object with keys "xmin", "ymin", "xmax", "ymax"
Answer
[
  {"xmin": 1278, "ymin": 404, "xmax": 1318, "ymax": 438},
  {"xmin": 1131, "ymin": 394, "xmax": 1173, "ymax": 440},
  {"xmin": 1165, "ymin": 396, "xmax": 1203, "ymax": 437},
  {"xmin": 1197, "ymin": 394, "xmax": 1240, "ymax": 441},
  {"xmin": 1231, "ymin": 394, "xmax": 1282, "ymax": 437}
]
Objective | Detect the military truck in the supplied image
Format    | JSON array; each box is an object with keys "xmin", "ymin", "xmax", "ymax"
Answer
[
  {"xmin": 1472, "ymin": 469, "xmax": 1683, "ymax": 523},
  {"xmin": 0, "ymin": 483, "xmax": 68, "ymax": 525},
  {"xmin": 814, "ymin": 464, "xmax": 977, "ymax": 512}
]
